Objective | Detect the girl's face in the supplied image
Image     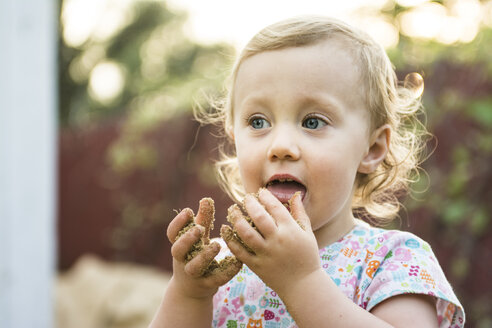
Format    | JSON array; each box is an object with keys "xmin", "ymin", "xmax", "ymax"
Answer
[{"xmin": 231, "ymin": 38, "xmax": 380, "ymax": 246}]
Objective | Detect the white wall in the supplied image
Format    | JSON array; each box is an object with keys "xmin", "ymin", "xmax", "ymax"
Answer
[{"xmin": 0, "ymin": 1, "xmax": 57, "ymax": 327}]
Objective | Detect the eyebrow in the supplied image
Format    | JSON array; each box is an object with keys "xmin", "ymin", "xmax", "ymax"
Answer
[
  {"xmin": 235, "ymin": 93, "xmax": 270, "ymax": 112},
  {"xmin": 298, "ymin": 93, "xmax": 343, "ymax": 118},
  {"xmin": 239, "ymin": 91, "xmax": 341, "ymax": 108}
]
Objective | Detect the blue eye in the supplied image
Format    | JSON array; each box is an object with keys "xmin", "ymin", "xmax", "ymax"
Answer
[
  {"xmin": 249, "ymin": 117, "xmax": 270, "ymax": 129},
  {"xmin": 302, "ymin": 116, "xmax": 327, "ymax": 129}
]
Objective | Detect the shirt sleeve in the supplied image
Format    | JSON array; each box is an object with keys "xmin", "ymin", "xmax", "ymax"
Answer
[{"xmin": 361, "ymin": 231, "xmax": 465, "ymax": 328}]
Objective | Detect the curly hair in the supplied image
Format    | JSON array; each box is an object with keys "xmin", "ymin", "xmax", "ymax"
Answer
[{"xmin": 195, "ymin": 15, "xmax": 429, "ymax": 224}]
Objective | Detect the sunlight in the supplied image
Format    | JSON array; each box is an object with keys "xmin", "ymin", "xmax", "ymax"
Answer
[
  {"xmin": 165, "ymin": 0, "xmax": 388, "ymax": 49},
  {"xmin": 404, "ymin": 72, "xmax": 424, "ymax": 99},
  {"xmin": 396, "ymin": 0, "xmax": 429, "ymax": 7},
  {"xmin": 62, "ymin": 0, "xmax": 490, "ymax": 51},
  {"xmin": 68, "ymin": 45, "xmax": 105, "ymax": 83},
  {"xmin": 485, "ymin": 0, "xmax": 492, "ymax": 28},
  {"xmin": 61, "ymin": 0, "xmax": 133, "ymax": 47},
  {"xmin": 62, "ymin": 0, "xmax": 490, "ymax": 50},
  {"xmin": 62, "ymin": 0, "xmax": 490, "ymax": 102},
  {"xmin": 354, "ymin": 15, "xmax": 399, "ymax": 48},
  {"xmin": 88, "ymin": 61, "xmax": 125, "ymax": 105},
  {"xmin": 399, "ymin": 0, "xmax": 482, "ymax": 44},
  {"xmin": 399, "ymin": 3, "xmax": 447, "ymax": 41}
]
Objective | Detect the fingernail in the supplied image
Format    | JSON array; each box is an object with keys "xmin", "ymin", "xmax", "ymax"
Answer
[
  {"xmin": 244, "ymin": 193, "xmax": 255, "ymax": 205},
  {"xmin": 227, "ymin": 204, "xmax": 242, "ymax": 224},
  {"xmin": 180, "ymin": 208, "xmax": 194, "ymax": 219},
  {"xmin": 211, "ymin": 241, "xmax": 220, "ymax": 252},
  {"xmin": 195, "ymin": 225, "xmax": 205, "ymax": 234},
  {"xmin": 220, "ymin": 224, "xmax": 234, "ymax": 241},
  {"xmin": 256, "ymin": 188, "xmax": 267, "ymax": 200}
]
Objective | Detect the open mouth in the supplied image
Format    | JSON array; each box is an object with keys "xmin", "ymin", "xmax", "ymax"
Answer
[{"xmin": 265, "ymin": 178, "xmax": 306, "ymax": 204}]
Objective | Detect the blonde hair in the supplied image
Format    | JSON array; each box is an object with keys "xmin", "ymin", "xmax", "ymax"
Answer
[{"xmin": 195, "ymin": 15, "xmax": 428, "ymax": 224}]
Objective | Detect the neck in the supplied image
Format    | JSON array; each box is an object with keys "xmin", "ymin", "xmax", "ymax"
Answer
[{"xmin": 314, "ymin": 213, "xmax": 356, "ymax": 248}]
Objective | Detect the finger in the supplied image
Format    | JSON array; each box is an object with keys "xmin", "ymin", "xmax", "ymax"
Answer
[
  {"xmin": 220, "ymin": 224, "xmax": 236, "ymax": 243},
  {"xmin": 195, "ymin": 198, "xmax": 215, "ymax": 245},
  {"xmin": 221, "ymin": 223, "xmax": 256, "ymax": 254},
  {"xmin": 243, "ymin": 194, "xmax": 277, "ymax": 237},
  {"xmin": 208, "ymin": 256, "xmax": 243, "ymax": 285},
  {"xmin": 228, "ymin": 204, "xmax": 264, "ymax": 247},
  {"xmin": 184, "ymin": 242, "xmax": 221, "ymax": 278},
  {"xmin": 171, "ymin": 225, "xmax": 204, "ymax": 262},
  {"xmin": 228, "ymin": 203, "xmax": 269, "ymax": 240},
  {"xmin": 289, "ymin": 192, "xmax": 312, "ymax": 231},
  {"xmin": 226, "ymin": 204, "xmax": 244, "ymax": 225},
  {"xmin": 167, "ymin": 208, "xmax": 194, "ymax": 243},
  {"xmin": 222, "ymin": 225, "xmax": 255, "ymax": 263},
  {"xmin": 257, "ymin": 188, "xmax": 292, "ymax": 226},
  {"xmin": 234, "ymin": 217, "xmax": 266, "ymax": 252}
]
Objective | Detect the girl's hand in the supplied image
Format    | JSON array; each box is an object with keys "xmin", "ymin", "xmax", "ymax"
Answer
[
  {"xmin": 224, "ymin": 188, "xmax": 321, "ymax": 296},
  {"xmin": 150, "ymin": 200, "xmax": 242, "ymax": 328},
  {"xmin": 167, "ymin": 201, "xmax": 242, "ymax": 300}
]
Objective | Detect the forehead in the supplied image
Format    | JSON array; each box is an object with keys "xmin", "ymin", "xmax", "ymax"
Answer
[{"xmin": 233, "ymin": 37, "xmax": 367, "ymax": 115}]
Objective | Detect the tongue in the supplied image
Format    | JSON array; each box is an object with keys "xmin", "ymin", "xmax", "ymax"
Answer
[{"xmin": 266, "ymin": 182, "xmax": 306, "ymax": 204}]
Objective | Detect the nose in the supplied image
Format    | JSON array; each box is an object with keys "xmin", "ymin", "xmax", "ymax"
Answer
[{"xmin": 267, "ymin": 125, "xmax": 301, "ymax": 161}]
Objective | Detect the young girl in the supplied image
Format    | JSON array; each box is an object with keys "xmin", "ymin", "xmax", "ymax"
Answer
[{"xmin": 150, "ymin": 16, "xmax": 465, "ymax": 328}]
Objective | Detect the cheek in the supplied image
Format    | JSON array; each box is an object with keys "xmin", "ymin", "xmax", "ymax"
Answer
[
  {"xmin": 314, "ymin": 164, "xmax": 356, "ymax": 201},
  {"xmin": 236, "ymin": 143, "xmax": 262, "ymax": 193},
  {"xmin": 307, "ymin": 159, "xmax": 359, "ymax": 220},
  {"xmin": 311, "ymin": 149, "xmax": 360, "ymax": 187}
]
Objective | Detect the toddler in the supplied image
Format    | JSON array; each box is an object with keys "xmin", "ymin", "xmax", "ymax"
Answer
[{"xmin": 150, "ymin": 16, "xmax": 465, "ymax": 328}]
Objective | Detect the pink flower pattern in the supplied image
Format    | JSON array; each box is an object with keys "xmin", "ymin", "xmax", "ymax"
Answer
[{"xmin": 212, "ymin": 220, "xmax": 465, "ymax": 328}]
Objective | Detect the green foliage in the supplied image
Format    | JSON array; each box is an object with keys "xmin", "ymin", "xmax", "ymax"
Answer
[
  {"xmin": 469, "ymin": 99, "xmax": 492, "ymax": 127},
  {"xmin": 59, "ymin": 1, "xmax": 235, "ymax": 127},
  {"xmin": 59, "ymin": 0, "xmax": 235, "ymax": 177}
]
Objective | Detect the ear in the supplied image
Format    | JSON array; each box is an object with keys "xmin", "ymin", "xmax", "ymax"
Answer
[
  {"xmin": 226, "ymin": 124, "xmax": 235, "ymax": 141},
  {"xmin": 358, "ymin": 124, "xmax": 390, "ymax": 174}
]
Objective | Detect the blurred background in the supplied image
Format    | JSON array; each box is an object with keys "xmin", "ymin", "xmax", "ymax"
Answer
[{"xmin": 4, "ymin": 0, "xmax": 492, "ymax": 327}]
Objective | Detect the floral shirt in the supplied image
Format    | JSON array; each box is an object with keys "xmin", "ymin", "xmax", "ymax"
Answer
[{"xmin": 212, "ymin": 220, "xmax": 465, "ymax": 328}]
